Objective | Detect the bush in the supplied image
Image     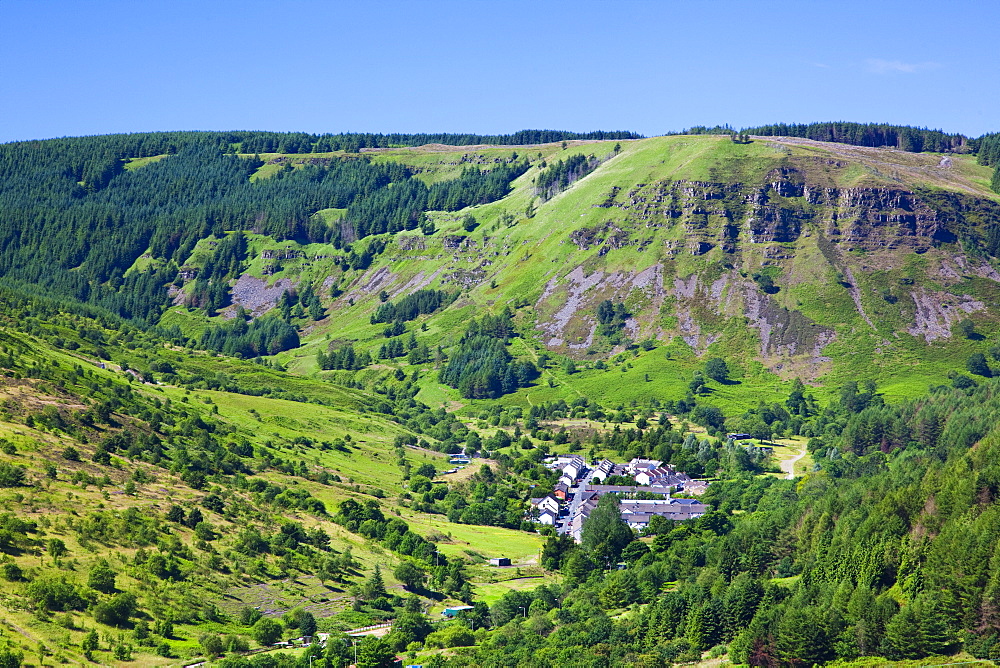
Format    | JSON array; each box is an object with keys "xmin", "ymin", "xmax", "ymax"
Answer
[
  {"xmin": 226, "ymin": 635, "xmax": 250, "ymax": 654},
  {"xmin": 1, "ymin": 562, "xmax": 22, "ymax": 581},
  {"xmin": 425, "ymin": 625, "xmax": 475, "ymax": 649},
  {"xmin": 0, "ymin": 647, "xmax": 24, "ymax": 668},
  {"xmin": 194, "ymin": 522, "xmax": 217, "ymax": 541},
  {"xmin": 199, "ymin": 634, "xmax": 225, "ymax": 658},
  {"xmin": 93, "ymin": 592, "xmax": 137, "ymax": 627},
  {"xmin": 239, "ymin": 606, "xmax": 263, "ymax": 626},
  {"xmin": 0, "ymin": 463, "xmax": 26, "ymax": 488},
  {"xmin": 25, "ymin": 575, "xmax": 84, "ymax": 611},
  {"xmin": 251, "ymin": 617, "xmax": 283, "ymax": 646},
  {"xmin": 87, "ymin": 560, "xmax": 116, "ymax": 593}
]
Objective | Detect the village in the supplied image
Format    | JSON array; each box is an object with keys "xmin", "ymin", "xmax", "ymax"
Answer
[{"xmin": 529, "ymin": 454, "xmax": 710, "ymax": 541}]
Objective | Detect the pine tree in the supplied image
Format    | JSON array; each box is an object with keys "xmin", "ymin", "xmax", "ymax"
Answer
[
  {"xmin": 686, "ymin": 603, "xmax": 719, "ymax": 650},
  {"xmin": 919, "ymin": 599, "xmax": 957, "ymax": 657},
  {"xmin": 362, "ymin": 565, "xmax": 387, "ymax": 601},
  {"xmin": 580, "ymin": 494, "xmax": 633, "ymax": 567},
  {"xmin": 881, "ymin": 605, "xmax": 923, "ymax": 659},
  {"xmin": 778, "ymin": 607, "xmax": 831, "ymax": 666}
]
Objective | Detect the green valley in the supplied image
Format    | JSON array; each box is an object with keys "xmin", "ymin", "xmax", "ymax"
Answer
[{"xmin": 2, "ymin": 124, "xmax": 1000, "ymax": 667}]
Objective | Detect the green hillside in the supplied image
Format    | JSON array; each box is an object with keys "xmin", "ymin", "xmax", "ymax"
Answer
[
  {"xmin": 5, "ymin": 127, "xmax": 1000, "ymax": 667},
  {"xmin": 245, "ymin": 133, "xmax": 1000, "ymax": 414},
  {"xmin": 0, "ymin": 296, "xmax": 552, "ymax": 666}
]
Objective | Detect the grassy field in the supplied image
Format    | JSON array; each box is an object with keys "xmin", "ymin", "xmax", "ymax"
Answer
[
  {"xmin": 396, "ymin": 509, "xmax": 544, "ymax": 564},
  {"xmin": 472, "ymin": 575, "xmax": 559, "ymax": 606}
]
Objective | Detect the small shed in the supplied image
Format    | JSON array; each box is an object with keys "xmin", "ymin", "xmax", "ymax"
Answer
[{"xmin": 490, "ymin": 557, "xmax": 511, "ymax": 567}]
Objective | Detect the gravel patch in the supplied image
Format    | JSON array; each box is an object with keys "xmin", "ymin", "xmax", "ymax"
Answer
[{"xmin": 231, "ymin": 274, "xmax": 293, "ymax": 316}]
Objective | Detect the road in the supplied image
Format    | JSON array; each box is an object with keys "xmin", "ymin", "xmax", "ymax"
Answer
[
  {"xmin": 559, "ymin": 468, "xmax": 595, "ymax": 539},
  {"xmin": 781, "ymin": 446, "xmax": 807, "ymax": 480}
]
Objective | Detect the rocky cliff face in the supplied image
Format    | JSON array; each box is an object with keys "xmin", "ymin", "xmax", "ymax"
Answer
[
  {"xmin": 529, "ymin": 161, "xmax": 1000, "ymax": 377},
  {"xmin": 605, "ymin": 167, "xmax": 1000, "ymax": 256}
]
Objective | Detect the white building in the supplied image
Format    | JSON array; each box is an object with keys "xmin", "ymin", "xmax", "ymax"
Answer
[
  {"xmin": 529, "ymin": 495, "xmax": 560, "ymax": 515},
  {"xmin": 625, "ymin": 458, "xmax": 663, "ymax": 476},
  {"xmin": 590, "ymin": 459, "xmax": 615, "ymax": 482}
]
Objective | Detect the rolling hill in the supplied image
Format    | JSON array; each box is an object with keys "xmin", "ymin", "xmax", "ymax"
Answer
[{"xmin": 5, "ymin": 126, "xmax": 1000, "ymax": 667}]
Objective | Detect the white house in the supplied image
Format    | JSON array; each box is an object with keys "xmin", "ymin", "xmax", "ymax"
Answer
[
  {"xmin": 530, "ymin": 495, "xmax": 560, "ymax": 515},
  {"xmin": 625, "ymin": 458, "xmax": 662, "ymax": 475},
  {"xmin": 590, "ymin": 459, "xmax": 615, "ymax": 482},
  {"xmin": 562, "ymin": 459, "xmax": 585, "ymax": 480}
]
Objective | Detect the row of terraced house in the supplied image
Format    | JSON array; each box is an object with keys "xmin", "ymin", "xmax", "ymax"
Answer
[{"xmin": 529, "ymin": 456, "xmax": 710, "ymax": 541}]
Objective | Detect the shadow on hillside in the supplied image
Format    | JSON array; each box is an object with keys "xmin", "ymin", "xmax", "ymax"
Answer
[{"xmin": 407, "ymin": 586, "xmax": 444, "ymax": 601}]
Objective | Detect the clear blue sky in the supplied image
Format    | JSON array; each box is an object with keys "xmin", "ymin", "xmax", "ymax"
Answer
[{"xmin": 2, "ymin": 0, "xmax": 997, "ymax": 142}]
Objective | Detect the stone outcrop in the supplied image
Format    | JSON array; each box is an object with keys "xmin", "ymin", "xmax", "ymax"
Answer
[{"xmin": 600, "ymin": 167, "xmax": 1000, "ymax": 255}]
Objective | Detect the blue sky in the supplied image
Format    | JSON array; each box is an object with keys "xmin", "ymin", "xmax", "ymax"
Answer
[{"xmin": 1, "ymin": 0, "xmax": 997, "ymax": 142}]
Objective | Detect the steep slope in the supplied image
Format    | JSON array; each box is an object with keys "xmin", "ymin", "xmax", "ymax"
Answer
[
  {"xmin": 289, "ymin": 135, "xmax": 1000, "ymax": 406},
  {"xmin": 0, "ymin": 299, "xmax": 547, "ymax": 666}
]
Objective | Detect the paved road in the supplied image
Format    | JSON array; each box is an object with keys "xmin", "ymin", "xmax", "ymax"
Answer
[{"xmin": 559, "ymin": 469, "xmax": 595, "ymax": 539}]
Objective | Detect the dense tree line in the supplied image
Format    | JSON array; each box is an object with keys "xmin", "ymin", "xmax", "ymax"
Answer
[
  {"xmin": 409, "ymin": 461, "xmax": 546, "ymax": 531},
  {"xmin": 333, "ymin": 499, "xmax": 445, "ymax": 571},
  {"xmin": 0, "ymin": 139, "xmax": 410, "ymax": 324},
  {"xmin": 739, "ymin": 122, "xmax": 968, "ymax": 152},
  {"xmin": 535, "ymin": 153, "xmax": 603, "ymax": 200},
  {"xmin": 973, "ymin": 132, "xmax": 1000, "ymax": 193},
  {"xmin": 235, "ymin": 129, "xmax": 642, "ymax": 154},
  {"xmin": 317, "ymin": 344, "xmax": 371, "ymax": 371},
  {"xmin": 973, "ymin": 132, "xmax": 1000, "ymax": 166},
  {"xmin": 200, "ymin": 316, "xmax": 300, "ymax": 357},
  {"xmin": 438, "ymin": 311, "xmax": 538, "ymax": 399},
  {"xmin": 344, "ymin": 161, "xmax": 529, "ymax": 240},
  {"xmin": 2, "ymin": 129, "xmax": 640, "ymax": 157},
  {"xmin": 370, "ymin": 289, "xmax": 458, "ymax": 324},
  {"xmin": 0, "ymin": 134, "xmax": 528, "ymax": 328},
  {"xmin": 187, "ymin": 232, "xmax": 248, "ymax": 315},
  {"xmin": 595, "ymin": 299, "xmax": 630, "ymax": 342}
]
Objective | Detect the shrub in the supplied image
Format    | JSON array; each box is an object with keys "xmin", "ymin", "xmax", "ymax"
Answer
[
  {"xmin": 93, "ymin": 592, "xmax": 137, "ymax": 627},
  {"xmin": 0, "ymin": 463, "xmax": 26, "ymax": 488},
  {"xmin": 26, "ymin": 576, "xmax": 84, "ymax": 611},
  {"xmin": 251, "ymin": 617, "xmax": 283, "ymax": 646},
  {"xmin": 87, "ymin": 560, "xmax": 116, "ymax": 593},
  {"xmin": 425, "ymin": 625, "xmax": 475, "ymax": 649}
]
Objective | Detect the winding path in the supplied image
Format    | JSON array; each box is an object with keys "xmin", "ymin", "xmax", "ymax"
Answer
[{"xmin": 781, "ymin": 445, "xmax": 807, "ymax": 480}]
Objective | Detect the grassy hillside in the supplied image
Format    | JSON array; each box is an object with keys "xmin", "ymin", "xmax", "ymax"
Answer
[
  {"xmin": 0, "ymin": 303, "xmax": 552, "ymax": 666},
  {"xmin": 182, "ymin": 135, "xmax": 1000, "ymax": 419}
]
